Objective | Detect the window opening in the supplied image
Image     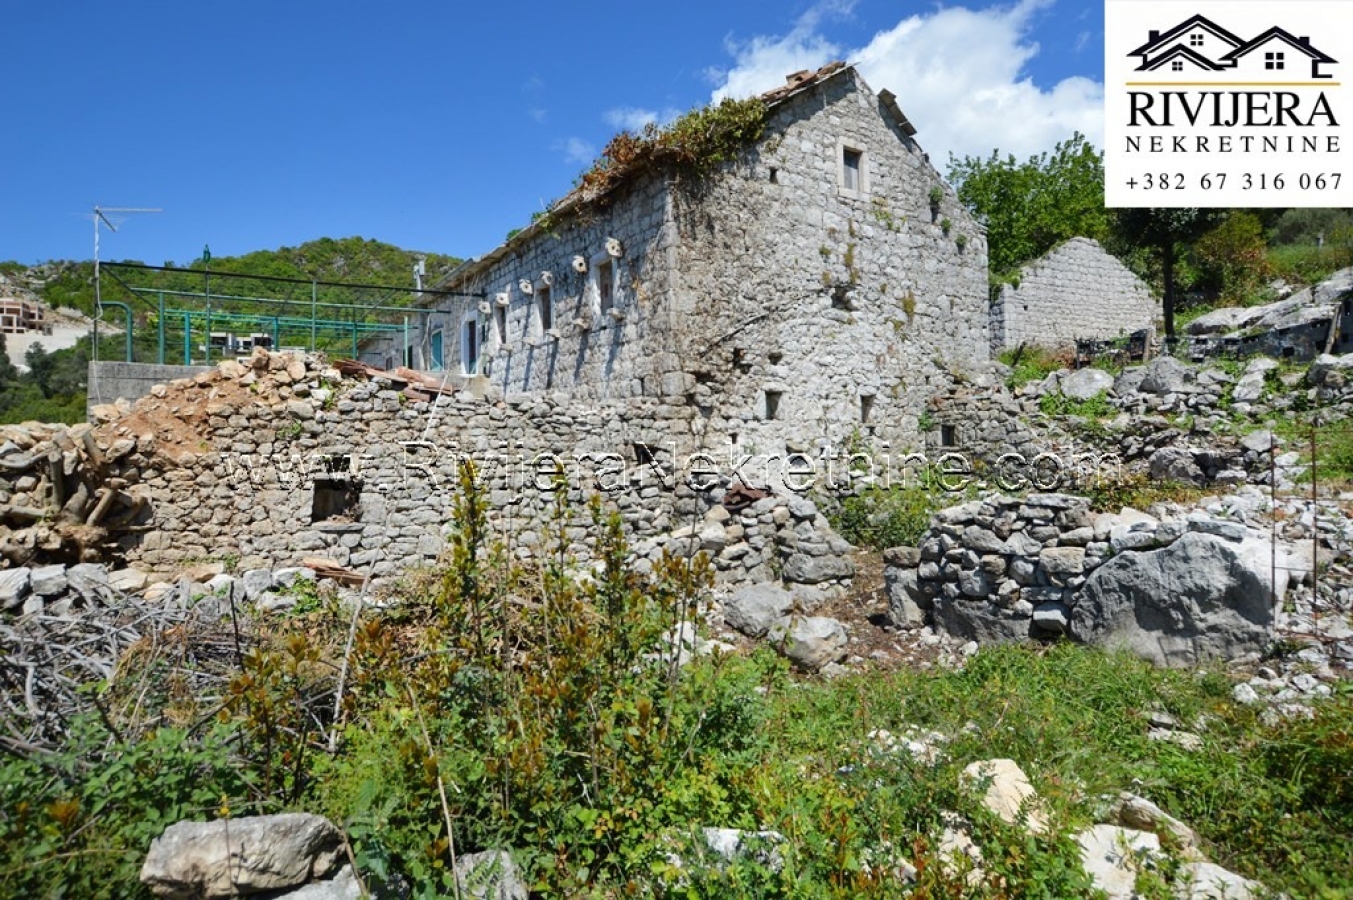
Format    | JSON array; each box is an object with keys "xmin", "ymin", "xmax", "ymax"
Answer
[
  {"xmin": 462, "ymin": 319, "xmax": 479, "ymax": 374},
  {"xmin": 764, "ymin": 390, "xmax": 782, "ymax": 420},
  {"xmin": 429, "ymin": 330, "xmax": 444, "ymax": 370},
  {"xmin": 311, "ymin": 455, "xmax": 360, "ymax": 522},
  {"xmin": 538, "ymin": 285, "xmax": 552, "ymax": 332},
  {"xmin": 842, "ymin": 148, "xmax": 863, "ymax": 192},
  {"xmin": 597, "ymin": 260, "xmax": 614, "ymax": 314}
]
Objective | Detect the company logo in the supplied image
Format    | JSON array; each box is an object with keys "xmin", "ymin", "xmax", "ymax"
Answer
[
  {"xmin": 1104, "ymin": 1, "xmax": 1351, "ymax": 207},
  {"xmin": 1129, "ymin": 15, "xmax": 1336, "ymax": 79}
]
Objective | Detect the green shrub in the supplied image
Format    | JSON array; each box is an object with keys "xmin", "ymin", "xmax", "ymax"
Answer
[{"xmin": 829, "ymin": 482, "xmax": 945, "ymax": 551}]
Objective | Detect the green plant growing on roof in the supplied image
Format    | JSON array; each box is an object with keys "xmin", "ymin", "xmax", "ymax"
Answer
[{"xmin": 578, "ymin": 96, "xmax": 769, "ymax": 199}]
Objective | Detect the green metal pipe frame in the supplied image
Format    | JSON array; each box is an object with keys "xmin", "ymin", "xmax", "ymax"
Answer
[{"xmin": 97, "ymin": 301, "xmax": 135, "ymax": 362}]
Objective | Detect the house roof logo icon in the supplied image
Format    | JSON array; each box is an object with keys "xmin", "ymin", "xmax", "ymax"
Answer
[{"xmin": 1129, "ymin": 14, "xmax": 1338, "ymax": 79}]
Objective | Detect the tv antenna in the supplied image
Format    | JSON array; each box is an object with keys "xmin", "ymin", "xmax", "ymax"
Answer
[{"xmin": 91, "ymin": 205, "xmax": 161, "ymax": 362}]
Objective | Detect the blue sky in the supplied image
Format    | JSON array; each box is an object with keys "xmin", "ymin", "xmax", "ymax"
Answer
[{"xmin": 1, "ymin": 0, "xmax": 1104, "ymax": 268}]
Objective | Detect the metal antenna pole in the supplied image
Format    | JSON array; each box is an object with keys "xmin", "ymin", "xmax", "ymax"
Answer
[{"xmin": 91, "ymin": 206, "xmax": 161, "ymax": 364}]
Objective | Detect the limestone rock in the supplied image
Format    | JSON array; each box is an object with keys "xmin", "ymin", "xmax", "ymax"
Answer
[
  {"xmin": 781, "ymin": 552, "xmax": 854, "ymax": 585},
  {"xmin": 1106, "ymin": 792, "xmax": 1200, "ymax": 855},
  {"xmin": 0, "ymin": 567, "xmax": 32, "ymax": 611},
  {"xmin": 1075, "ymin": 824, "xmax": 1162, "ymax": 900},
  {"xmin": 1072, "ymin": 533, "xmax": 1277, "ymax": 667},
  {"xmin": 30, "ymin": 564, "xmax": 68, "ymax": 598},
  {"xmin": 1061, "ymin": 367, "xmax": 1114, "ymax": 400},
  {"xmin": 723, "ymin": 583, "xmax": 794, "ymax": 638},
  {"xmin": 1148, "ymin": 447, "xmax": 1204, "ymax": 485},
  {"xmin": 884, "ymin": 565, "xmax": 928, "ymax": 628},
  {"xmin": 769, "ymin": 616, "xmax": 848, "ymax": 671},
  {"xmin": 960, "ymin": 759, "xmax": 1047, "ymax": 834},
  {"xmin": 1176, "ymin": 861, "xmax": 1262, "ymax": 900},
  {"xmin": 1139, "ymin": 356, "xmax": 1193, "ymax": 395},
  {"xmin": 270, "ymin": 865, "xmax": 363, "ymax": 899},
  {"xmin": 139, "ymin": 813, "xmax": 343, "ymax": 899},
  {"xmin": 701, "ymin": 828, "xmax": 786, "ymax": 873}
]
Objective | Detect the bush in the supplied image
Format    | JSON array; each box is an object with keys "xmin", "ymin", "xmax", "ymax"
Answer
[{"xmin": 829, "ymin": 481, "xmax": 946, "ymax": 551}]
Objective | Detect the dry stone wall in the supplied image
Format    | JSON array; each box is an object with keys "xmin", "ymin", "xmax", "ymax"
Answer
[
  {"xmin": 990, "ymin": 238, "xmax": 1155, "ymax": 353},
  {"xmin": 68, "ymin": 352, "xmax": 856, "ymax": 593}
]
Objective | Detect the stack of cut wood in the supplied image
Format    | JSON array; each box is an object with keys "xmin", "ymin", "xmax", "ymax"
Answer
[{"xmin": 0, "ymin": 421, "xmax": 147, "ymax": 569}]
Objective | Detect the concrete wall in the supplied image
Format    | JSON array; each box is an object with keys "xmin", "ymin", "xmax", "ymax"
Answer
[
  {"xmin": 991, "ymin": 238, "xmax": 1156, "ymax": 353},
  {"xmin": 87, "ymin": 362, "xmax": 213, "ymax": 417}
]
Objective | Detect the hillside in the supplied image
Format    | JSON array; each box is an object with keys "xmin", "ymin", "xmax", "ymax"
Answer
[
  {"xmin": 0, "ymin": 237, "xmax": 463, "ymax": 424},
  {"xmin": 2, "ymin": 236, "xmax": 463, "ymax": 318}
]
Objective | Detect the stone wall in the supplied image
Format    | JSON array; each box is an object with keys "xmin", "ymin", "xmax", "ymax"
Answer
[
  {"xmin": 87, "ymin": 362, "xmax": 213, "ymax": 415},
  {"xmin": 886, "ymin": 492, "xmax": 1291, "ymax": 666},
  {"xmin": 991, "ymin": 238, "xmax": 1155, "ymax": 353},
  {"xmin": 76, "ymin": 353, "xmax": 854, "ymax": 593}
]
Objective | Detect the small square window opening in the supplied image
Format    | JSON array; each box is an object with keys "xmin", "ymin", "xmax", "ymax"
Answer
[{"xmin": 764, "ymin": 390, "xmax": 782, "ymax": 421}]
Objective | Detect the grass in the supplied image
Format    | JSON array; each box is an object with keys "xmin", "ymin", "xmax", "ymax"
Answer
[{"xmin": 998, "ymin": 345, "xmax": 1071, "ymax": 390}]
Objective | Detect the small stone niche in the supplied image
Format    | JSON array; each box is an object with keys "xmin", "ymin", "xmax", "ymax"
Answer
[{"xmin": 311, "ymin": 455, "xmax": 361, "ymax": 523}]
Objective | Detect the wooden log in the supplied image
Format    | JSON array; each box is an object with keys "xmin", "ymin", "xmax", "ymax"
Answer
[
  {"xmin": 47, "ymin": 450, "xmax": 66, "ymax": 510},
  {"xmin": 86, "ymin": 488, "xmax": 119, "ymax": 527}
]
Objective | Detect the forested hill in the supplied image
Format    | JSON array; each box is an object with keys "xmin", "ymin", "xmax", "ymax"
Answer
[{"xmin": 1, "ymin": 236, "xmax": 463, "ymax": 317}]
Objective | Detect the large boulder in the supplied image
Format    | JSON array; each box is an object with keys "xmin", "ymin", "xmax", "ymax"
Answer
[
  {"xmin": 1071, "ymin": 533, "xmax": 1277, "ymax": 666},
  {"xmin": 723, "ymin": 583, "xmax": 794, "ymax": 638},
  {"xmin": 1060, "ymin": 367, "xmax": 1115, "ymax": 401},
  {"xmin": 140, "ymin": 813, "xmax": 343, "ymax": 899},
  {"xmin": 1138, "ymin": 356, "xmax": 1195, "ymax": 395}
]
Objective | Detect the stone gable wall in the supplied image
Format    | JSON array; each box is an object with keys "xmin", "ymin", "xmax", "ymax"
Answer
[
  {"xmin": 669, "ymin": 67, "xmax": 990, "ymax": 459},
  {"xmin": 991, "ymin": 238, "xmax": 1155, "ymax": 353}
]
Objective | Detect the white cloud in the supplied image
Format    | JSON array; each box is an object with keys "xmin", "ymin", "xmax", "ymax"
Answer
[
  {"xmin": 603, "ymin": 106, "xmax": 681, "ymax": 132},
  {"xmin": 709, "ymin": 0, "xmax": 1103, "ymax": 166},
  {"xmin": 557, "ymin": 137, "xmax": 597, "ymax": 165}
]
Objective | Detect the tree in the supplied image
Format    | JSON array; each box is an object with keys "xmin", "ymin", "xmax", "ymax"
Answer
[
  {"xmin": 947, "ymin": 132, "xmax": 1110, "ymax": 279},
  {"xmin": 1192, "ymin": 211, "xmax": 1271, "ymax": 304},
  {"xmin": 1112, "ymin": 208, "xmax": 1222, "ymax": 341}
]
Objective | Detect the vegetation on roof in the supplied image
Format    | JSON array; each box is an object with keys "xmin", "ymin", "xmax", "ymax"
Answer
[{"xmin": 577, "ymin": 96, "xmax": 770, "ymax": 201}]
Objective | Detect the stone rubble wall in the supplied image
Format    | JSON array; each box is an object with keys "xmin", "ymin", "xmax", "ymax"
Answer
[
  {"xmin": 991, "ymin": 238, "xmax": 1156, "ymax": 354},
  {"xmin": 886, "ymin": 491, "xmax": 1304, "ymax": 666},
  {"xmin": 45, "ymin": 351, "xmax": 857, "ymax": 593}
]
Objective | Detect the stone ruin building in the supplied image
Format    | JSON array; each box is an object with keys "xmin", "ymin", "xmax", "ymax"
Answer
[
  {"xmin": 11, "ymin": 62, "xmax": 990, "ymax": 594},
  {"xmin": 988, "ymin": 237, "xmax": 1156, "ymax": 355},
  {"xmin": 365, "ymin": 62, "xmax": 990, "ymax": 460}
]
